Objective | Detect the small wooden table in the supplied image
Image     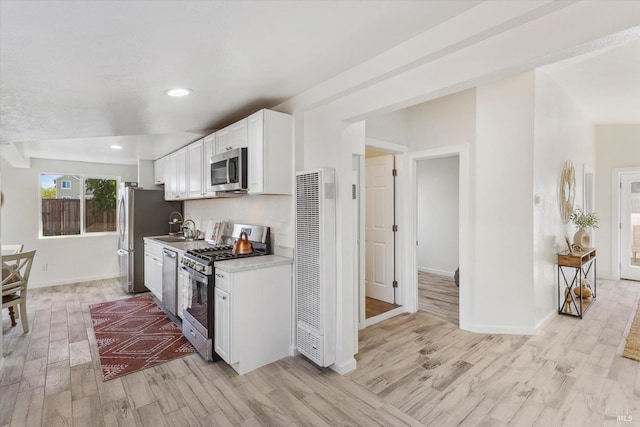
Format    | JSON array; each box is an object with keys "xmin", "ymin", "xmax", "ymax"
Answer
[{"xmin": 557, "ymin": 248, "xmax": 596, "ymax": 318}]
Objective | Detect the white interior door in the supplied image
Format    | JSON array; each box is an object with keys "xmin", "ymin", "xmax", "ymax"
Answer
[
  {"xmin": 620, "ymin": 173, "xmax": 640, "ymax": 281},
  {"xmin": 365, "ymin": 155, "xmax": 395, "ymax": 304}
]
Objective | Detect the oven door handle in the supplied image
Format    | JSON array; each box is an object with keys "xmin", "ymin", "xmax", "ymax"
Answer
[{"xmin": 184, "ymin": 268, "xmax": 209, "ymax": 284}]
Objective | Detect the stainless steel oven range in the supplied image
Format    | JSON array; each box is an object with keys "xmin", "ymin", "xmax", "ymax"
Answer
[{"xmin": 180, "ymin": 224, "xmax": 271, "ymax": 361}]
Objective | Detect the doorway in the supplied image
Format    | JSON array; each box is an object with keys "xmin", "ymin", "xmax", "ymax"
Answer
[
  {"xmin": 416, "ymin": 156, "xmax": 460, "ymax": 325},
  {"xmin": 620, "ymin": 172, "xmax": 640, "ymax": 281},
  {"xmin": 364, "ymin": 148, "xmax": 400, "ymax": 319}
]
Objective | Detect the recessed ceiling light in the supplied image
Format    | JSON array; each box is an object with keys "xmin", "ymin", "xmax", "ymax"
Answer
[
  {"xmin": 165, "ymin": 88, "xmax": 192, "ymax": 97},
  {"xmin": 110, "ymin": 145, "xmax": 123, "ymax": 150}
]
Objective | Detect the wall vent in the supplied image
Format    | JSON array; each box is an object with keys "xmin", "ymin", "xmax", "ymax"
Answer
[{"xmin": 295, "ymin": 168, "xmax": 336, "ymax": 367}]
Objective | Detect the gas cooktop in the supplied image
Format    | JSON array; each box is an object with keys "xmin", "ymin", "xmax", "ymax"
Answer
[{"xmin": 187, "ymin": 246, "xmax": 264, "ymax": 263}]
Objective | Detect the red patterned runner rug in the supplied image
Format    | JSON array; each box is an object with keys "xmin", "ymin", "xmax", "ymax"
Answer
[{"xmin": 89, "ymin": 295, "xmax": 196, "ymax": 381}]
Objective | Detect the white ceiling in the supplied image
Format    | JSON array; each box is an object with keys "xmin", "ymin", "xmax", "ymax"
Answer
[
  {"xmin": 541, "ymin": 38, "xmax": 640, "ymax": 124},
  {"xmin": 1, "ymin": 1, "xmax": 638, "ymax": 166}
]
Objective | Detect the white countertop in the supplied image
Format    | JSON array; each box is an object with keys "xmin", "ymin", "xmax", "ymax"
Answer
[
  {"xmin": 214, "ymin": 255, "xmax": 293, "ymax": 273},
  {"xmin": 144, "ymin": 236, "xmax": 212, "ymax": 253}
]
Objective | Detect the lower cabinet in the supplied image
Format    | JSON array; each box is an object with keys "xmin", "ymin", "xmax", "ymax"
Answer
[
  {"xmin": 144, "ymin": 251, "xmax": 163, "ymax": 301},
  {"xmin": 177, "ymin": 255, "xmax": 189, "ymax": 319},
  {"xmin": 213, "ymin": 262, "xmax": 292, "ymax": 375},
  {"xmin": 214, "ymin": 287, "xmax": 231, "ymax": 362}
]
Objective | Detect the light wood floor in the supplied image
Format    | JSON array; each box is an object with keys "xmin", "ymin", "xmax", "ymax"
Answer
[
  {"xmin": 2, "ymin": 277, "xmax": 640, "ymax": 426},
  {"xmin": 366, "ymin": 297, "xmax": 400, "ymax": 319},
  {"xmin": 418, "ymin": 271, "xmax": 459, "ymax": 326}
]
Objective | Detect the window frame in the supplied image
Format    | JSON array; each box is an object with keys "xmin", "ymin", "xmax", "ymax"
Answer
[{"xmin": 39, "ymin": 173, "xmax": 120, "ymax": 239}]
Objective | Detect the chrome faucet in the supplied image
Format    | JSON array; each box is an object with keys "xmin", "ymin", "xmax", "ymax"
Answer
[{"xmin": 182, "ymin": 219, "xmax": 197, "ymax": 239}]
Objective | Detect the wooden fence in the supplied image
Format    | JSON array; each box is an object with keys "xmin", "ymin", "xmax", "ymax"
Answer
[{"xmin": 41, "ymin": 199, "xmax": 116, "ymax": 236}]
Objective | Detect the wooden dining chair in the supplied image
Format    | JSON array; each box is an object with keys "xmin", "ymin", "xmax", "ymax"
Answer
[
  {"xmin": 1, "ymin": 244, "xmax": 24, "ymax": 254},
  {"xmin": 2, "ymin": 250, "xmax": 36, "ymax": 333}
]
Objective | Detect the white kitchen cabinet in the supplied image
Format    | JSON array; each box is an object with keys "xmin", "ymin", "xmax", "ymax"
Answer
[
  {"xmin": 247, "ymin": 109, "xmax": 292, "ymax": 194},
  {"xmin": 154, "ymin": 156, "xmax": 167, "ymax": 185},
  {"xmin": 163, "ymin": 152, "xmax": 177, "ymax": 200},
  {"xmin": 203, "ymin": 133, "xmax": 216, "ymax": 196},
  {"xmin": 213, "ymin": 259, "xmax": 292, "ymax": 375},
  {"xmin": 187, "ymin": 138, "xmax": 204, "ymax": 199},
  {"xmin": 175, "ymin": 147, "xmax": 188, "ymax": 199},
  {"xmin": 177, "ymin": 255, "xmax": 189, "ymax": 319},
  {"xmin": 215, "ymin": 118, "xmax": 247, "ymax": 154},
  {"xmin": 214, "ymin": 286, "xmax": 231, "ymax": 362},
  {"xmin": 164, "ymin": 148, "xmax": 188, "ymax": 200},
  {"xmin": 144, "ymin": 242, "xmax": 163, "ymax": 301}
]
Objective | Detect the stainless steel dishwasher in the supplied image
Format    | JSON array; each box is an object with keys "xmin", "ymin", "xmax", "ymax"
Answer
[{"xmin": 162, "ymin": 248, "xmax": 178, "ymax": 316}]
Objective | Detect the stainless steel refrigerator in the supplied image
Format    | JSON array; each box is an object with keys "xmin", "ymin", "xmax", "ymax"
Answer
[{"xmin": 117, "ymin": 182, "xmax": 181, "ymax": 293}]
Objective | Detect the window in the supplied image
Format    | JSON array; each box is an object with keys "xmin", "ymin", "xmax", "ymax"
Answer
[{"xmin": 40, "ymin": 174, "xmax": 118, "ymax": 237}]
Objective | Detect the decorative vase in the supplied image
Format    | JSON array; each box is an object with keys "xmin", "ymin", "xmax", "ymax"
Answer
[
  {"xmin": 573, "ymin": 228, "xmax": 590, "ymax": 249},
  {"xmin": 573, "ymin": 283, "xmax": 592, "ymax": 299}
]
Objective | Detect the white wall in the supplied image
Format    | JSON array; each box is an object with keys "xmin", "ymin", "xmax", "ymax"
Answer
[
  {"xmin": 474, "ymin": 72, "xmax": 537, "ymax": 332},
  {"xmin": 406, "ymin": 89, "xmax": 476, "ymax": 151},
  {"xmin": 365, "ymin": 109, "xmax": 409, "ymax": 145},
  {"xmin": 532, "ymin": 71, "xmax": 595, "ymax": 326},
  {"xmin": 1, "ymin": 158, "xmax": 137, "ymax": 288},
  {"xmin": 595, "ymin": 125, "xmax": 640, "ymax": 278},
  {"xmin": 277, "ymin": 2, "xmax": 640, "ymax": 371},
  {"xmin": 183, "ymin": 195, "xmax": 294, "ymax": 256},
  {"xmin": 416, "ymin": 156, "xmax": 459, "ymax": 275}
]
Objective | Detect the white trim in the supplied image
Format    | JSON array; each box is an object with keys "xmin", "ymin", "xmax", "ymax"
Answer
[
  {"xmin": 330, "ymin": 357, "xmax": 357, "ymax": 375},
  {"xmin": 365, "ymin": 137, "xmax": 409, "ymax": 154},
  {"xmin": 417, "ymin": 267, "xmax": 455, "ymax": 277},
  {"xmin": 466, "ymin": 324, "xmax": 536, "ymax": 336},
  {"xmin": 364, "ymin": 306, "xmax": 407, "ymax": 328},
  {"xmin": 358, "ymin": 138, "xmax": 410, "ymax": 329},
  {"xmin": 409, "ymin": 144, "xmax": 470, "ymax": 330},
  {"xmin": 611, "ymin": 167, "xmax": 640, "ymax": 281},
  {"xmin": 357, "ymin": 155, "xmax": 366, "ymax": 330},
  {"xmin": 535, "ymin": 309, "xmax": 556, "ymax": 331},
  {"xmin": 39, "ymin": 173, "xmax": 121, "ymax": 239}
]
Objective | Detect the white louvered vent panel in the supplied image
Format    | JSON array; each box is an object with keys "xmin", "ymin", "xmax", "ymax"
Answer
[
  {"xmin": 296, "ymin": 325, "xmax": 322, "ymax": 365},
  {"xmin": 295, "ymin": 172, "xmax": 321, "ymax": 330},
  {"xmin": 295, "ymin": 168, "xmax": 336, "ymax": 368}
]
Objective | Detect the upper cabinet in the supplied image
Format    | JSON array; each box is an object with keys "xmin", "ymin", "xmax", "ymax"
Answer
[
  {"xmin": 163, "ymin": 152, "xmax": 176, "ymax": 200},
  {"xmin": 154, "ymin": 156, "xmax": 167, "ymax": 184},
  {"xmin": 247, "ymin": 109, "xmax": 293, "ymax": 195},
  {"xmin": 175, "ymin": 147, "xmax": 188, "ymax": 199},
  {"xmin": 203, "ymin": 133, "xmax": 217, "ymax": 197},
  {"xmin": 163, "ymin": 148, "xmax": 187, "ymax": 200},
  {"xmin": 155, "ymin": 109, "xmax": 292, "ymax": 200},
  {"xmin": 215, "ymin": 119, "xmax": 248, "ymax": 154},
  {"xmin": 187, "ymin": 138, "xmax": 204, "ymax": 199}
]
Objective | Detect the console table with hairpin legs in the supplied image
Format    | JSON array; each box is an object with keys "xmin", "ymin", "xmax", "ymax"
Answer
[{"xmin": 557, "ymin": 248, "xmax": 596, "ymax": 318}]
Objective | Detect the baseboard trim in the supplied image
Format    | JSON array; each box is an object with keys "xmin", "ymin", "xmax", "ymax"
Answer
[
  {"xmin": 31, "ymin": 273, "xmax": 120, "ymax": 289},
  {"xmin": 331, "ymin": 357, "xmax": 357, "ymax": 375},
  {"xmin": 417, "ymin": 267, "xmax": 455, "ymax": 277},
  {"xmin": 464, "ymin": 323, "xmax": 536, "ymax": 336},
  {"xmin": 535, "ymin": 309, "xmax": 556, "ymax": 330},
  {"xmin": 364, "ymin": 306, "xmax": 407, "ymax": 328}
]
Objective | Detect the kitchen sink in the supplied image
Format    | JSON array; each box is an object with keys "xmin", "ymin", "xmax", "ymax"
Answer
[{"xmin": 155, "ymin": 236, "xmax": 195, "ymax": 243}]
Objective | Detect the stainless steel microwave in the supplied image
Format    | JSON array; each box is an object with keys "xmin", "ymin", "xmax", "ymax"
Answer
[{"xmin": 210, "ymin": 147, "xmax": 248, "ymax": 192}]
